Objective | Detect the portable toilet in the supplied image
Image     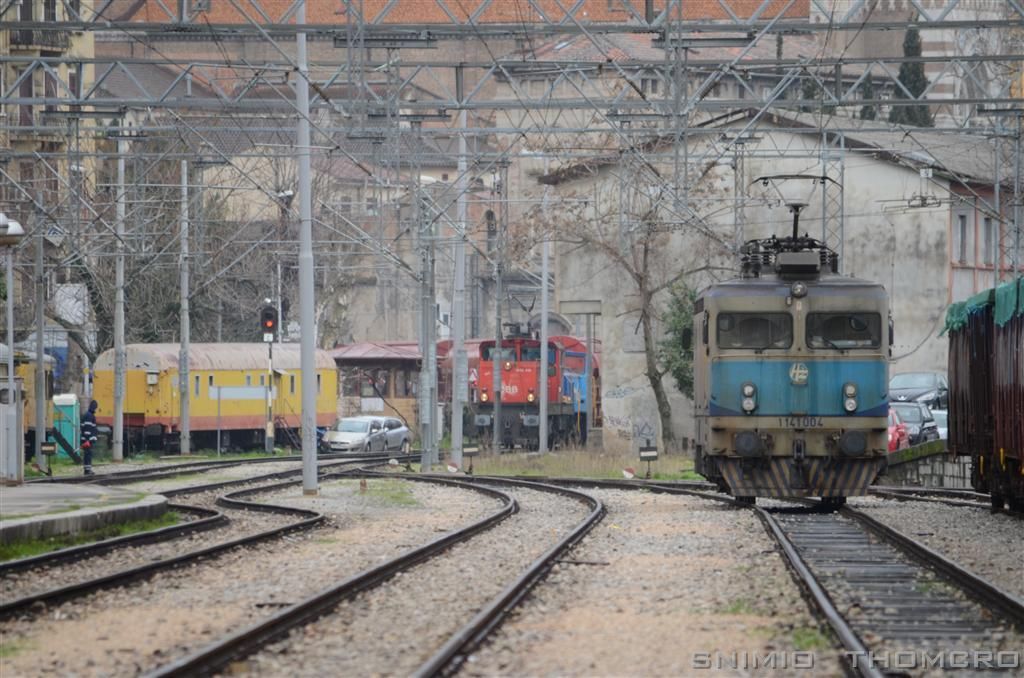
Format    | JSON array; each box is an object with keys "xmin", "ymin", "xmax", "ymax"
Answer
[{"xmin": 52, "ymin": 394, "xmax": 80, "ymax": 460}]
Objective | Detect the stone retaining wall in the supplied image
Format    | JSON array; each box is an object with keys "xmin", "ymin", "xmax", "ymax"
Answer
[{"xmin": 880, "ymin": 442, "xmax": 973, "ymax": 489}]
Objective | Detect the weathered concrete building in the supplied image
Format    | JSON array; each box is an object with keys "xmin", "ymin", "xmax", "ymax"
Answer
[{"xmin": 541, "ymin": 109, "xmax": 1015, "ymax": 453}]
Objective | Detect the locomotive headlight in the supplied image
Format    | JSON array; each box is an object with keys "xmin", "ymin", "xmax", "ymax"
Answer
[
  {"xmin": 844, "ymin": 397, "xmax": 858, "ymax": 413},
  {"xmin": 791, "ymin": 281, "xmax": 808, "ymax": 298},
  {"xmin": 504, "ymin": 360, "xmax": 513, "ymax": 371},
  {"xmin": 742, "ymin": 383, "xmax": 756, "ymax": 397},
  {"xmin": 742, "ymin": 397, "xmax": 756, "ymax": 413},
  {"xmin": 481, "ymin": 390, "xmax": 489, "ymax": 402},
  {"xmin": 527, "ymin": 390, "xmax": 535, "ymax": 403},
  {"xmin": 843, "ymin": 382, "xmax": 857, "ymax": 398}
]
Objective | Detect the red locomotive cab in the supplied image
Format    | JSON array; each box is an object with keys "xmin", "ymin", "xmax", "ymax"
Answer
[{"xmin": 477, "ymin": 339, "xmax": 563, "ymax": 405}]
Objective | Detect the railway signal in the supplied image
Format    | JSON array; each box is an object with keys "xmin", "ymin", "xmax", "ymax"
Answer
[{"xmin": 260, "ymin": 306, "xmax": 278, "ymax": 342}]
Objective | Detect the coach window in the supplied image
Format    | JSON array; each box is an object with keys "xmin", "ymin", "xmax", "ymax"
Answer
[
  {"xmin": 716, "ymin": 313, "xmax": 792, "ymax": 349},
  {"xmin": 806, "ymin": 312, "xmax": 881, "ymax": 349}
]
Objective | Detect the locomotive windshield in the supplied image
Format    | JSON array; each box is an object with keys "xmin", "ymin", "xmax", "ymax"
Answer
[
  {"xmin": 716, "ymin": 313, "xmax": 793, "ymax": 349},
  {"xmin": 481, "ymin": 345, "xmax": 516, "ymax": 361},
  {"xmin": 806, "ymin": 312, "xmax": 881, "ymax": 349}
]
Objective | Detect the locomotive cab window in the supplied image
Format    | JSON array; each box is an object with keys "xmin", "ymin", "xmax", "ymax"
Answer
[
  {"xmin": 520, "ymin": 345, "xmax": 541, "ymax": 361},
  {"xmin": 716, "ymin": 313, "xmax": 792, "ymax": 349},
  {"xmin": 481, "ymin": 346, "xmax": 516, "ymax": 361},
  {"xmin": 806, "ymin": 312, "xmax": 881, "ymax": 349}
]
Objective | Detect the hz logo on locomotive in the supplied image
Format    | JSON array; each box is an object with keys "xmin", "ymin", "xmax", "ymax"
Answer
[{"xmin": 789, "ymin": 362, "xmax": 809, "ymax": 385}]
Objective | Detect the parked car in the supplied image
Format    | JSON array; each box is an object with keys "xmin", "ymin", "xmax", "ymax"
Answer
[
  {"xmin": 887, "ymin": 408, "xmax": 910, "ymax": 452},
  {"xmin": 320, "ymin": 416, "xmax": 410, "ymax": 454},
  {"xmin": 889, "ymin": 372, "xmax": 949, "ymax": 409},
  {"xmin": 930, "ymin": 409, "xmax": 948, "ymax": 440},
  {"xmin": 889, "ymin": 402, "xmax": 940, "ymax": 445}
]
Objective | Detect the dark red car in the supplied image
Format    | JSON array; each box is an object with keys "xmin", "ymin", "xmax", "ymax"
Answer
[{"xmin": 888, "ymin": 408, "xmax": 910, "ymax": 452}]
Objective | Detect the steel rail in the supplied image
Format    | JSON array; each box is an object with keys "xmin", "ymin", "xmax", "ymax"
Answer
[
  {"xmin": 147, "ymin": 473, "xmax": 517, "ymax": 678},
  {"xmin": 841, "ymin": 505, "xmax": 1024, "ymax": 627},
  {"xmin": 413, "ymin": 476, "xmax": 605, "ymax": 677},
  {"xmin": 0, "ymin": 478, "xmax": 329, "ymax": 620},
  {"xmin": 0, "ymin": 504, "xmax": 224, "ymax": 576},
  {"xmin": 753, "ymin": 506, "xmax": 885, "ymax": 678},
  {"xmin": 0, "ymin": 456, "xmax": 408, "ymax": 578},
  {"xmin": 30, "ymin": 451, "xmax": 398, "ymax": 486},
  {"xmin": 870, "ymin": 489, "xmax": 995, "ymax": 510}
]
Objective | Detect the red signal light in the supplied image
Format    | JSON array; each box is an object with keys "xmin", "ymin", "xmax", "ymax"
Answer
[{"xmin": 259, "ymin": 306, "xmax": 278, "ymax": 334}]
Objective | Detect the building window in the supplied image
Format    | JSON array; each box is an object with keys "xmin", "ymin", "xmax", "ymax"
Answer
[
  {"xmin": 45, "ymin": 0, "xmax": 57, "ymax": 22},
  {"xmin": 18, "ymin": 70, "xmax": 33, "ymax": 127},
  {"xmin": 289, "ymin": 374, "xmax": 295, "ymax": 394},
  {"xmin": 208, "ymin": 375, "xmax": 214, "ymax": 387},
  {"xmin": 955, "ymin": 213, "xmax": 968, "ymax": 263},
  {"xmin": 317, "ymin": 373, "xmax": 322, "ymax": 394},
  {"xmin": 194, "ymin": 375, "xmax": 200, "ymax": 398},
  {"xmin": 259, "ymin": 374, "xmax": 265, "ymax": 386},
  {"xmin": 641, "ymin": 78, "xmax": 659, "ymax": 95},
  {"xmin": 341, "ymin": 367, "xmax": 360, "ymax": 396},
  {"xmin": 982, "ymin": 217, "xmax": 994, "ymax": 266},
  {"xmin": 394, "ymin": 369, "xmax": 418, "ymax": 398},
  {"xmin": 361, "ymin": 369, "xmax": 389, "ymax": 398},
  {"xmin": 246, "ymin": 374, "xmax": 252, "ymax": 386}
]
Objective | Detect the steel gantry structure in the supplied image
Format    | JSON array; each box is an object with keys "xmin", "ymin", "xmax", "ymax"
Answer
[{"xmin": 2, "ymin": 0, "xmax": 1024, "ymax": 468}]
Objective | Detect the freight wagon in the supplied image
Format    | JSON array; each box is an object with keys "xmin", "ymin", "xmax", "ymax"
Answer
[
  {"xmin": 945, "ymin": 277, "xmax": 1024, "ymax": 512},
  {"xmin": 93, "ymin": 343, "xmax": 337, "ymax": 453}
]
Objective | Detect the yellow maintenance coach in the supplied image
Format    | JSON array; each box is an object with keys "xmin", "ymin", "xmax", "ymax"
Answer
[{"xmin": 93, "ymin": 343, "xmax": 337, "ymax": 452}]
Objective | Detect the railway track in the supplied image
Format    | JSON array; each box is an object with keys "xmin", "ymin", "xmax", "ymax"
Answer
[
  {"xmin": 759, "ymin": 502, "xmax": 1024, "ymax": 676},
  {"xmin": 149, "ymin": 474, "xmax": 604, "ymax": 677},
  {"xmin": 501, "ymin": 477, "xmax": 1024, "ymax": 675},
  {"xmin": 0, "ymin": 455, "xmax": 412, "ymax": 618},
  {"xmin": 869, "ymin": 486, "xmax": 1024, "ymax": 517},
  {"xmin": 30, "ymin": 451, "xmax": 398, "ymax": 486}
]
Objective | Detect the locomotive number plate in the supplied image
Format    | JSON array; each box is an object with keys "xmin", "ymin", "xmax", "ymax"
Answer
[{"xmin": 777, "ymin": 416, "xmax": 823, "ymax": 428}]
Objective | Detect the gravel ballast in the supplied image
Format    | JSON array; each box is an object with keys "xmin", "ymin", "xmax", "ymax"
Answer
[
  {"xmin": 463, "ymin": 488, "xmax": 845, "ymax": 676},
  {"xmin": 243, "ymin": 482, "xmax": 591, "ymax": 676},
  {"xmin": 849, "ymin": 495, "xmax": 1024, "ymax": 598},
  {"xmin": 0, "ymin": 477, "xmax": 497, "ymax": 677}
]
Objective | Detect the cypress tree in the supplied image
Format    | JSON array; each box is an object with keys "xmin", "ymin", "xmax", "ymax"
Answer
[
  {"xmin": 859, "ymin": 77, "xmax": 878, "ymax": 120},
  {"xmin": 888, "ymin": 26, "xmax": 933, "ymax": 127}
]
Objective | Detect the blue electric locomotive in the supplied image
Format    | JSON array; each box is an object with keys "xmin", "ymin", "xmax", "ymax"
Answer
[{"xmin": 692, "ymin": 235, "xmax": 891, "ymax": 508}]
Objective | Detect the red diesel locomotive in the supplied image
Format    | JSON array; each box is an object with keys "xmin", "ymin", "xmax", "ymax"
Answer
[{"xmin": 473, "ymin": 334, "xmax": 599, "ymax": 450}]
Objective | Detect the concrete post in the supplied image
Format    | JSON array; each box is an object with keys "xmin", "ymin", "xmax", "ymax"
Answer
[
  {"xmin": 34, "ymin": 209, "xmax": 45, "ymax": 469},
  {"xmin": 113, "ymin": 138, "xmax": 126, "ymax": 462},
  {"xmin": 179, "ymin": 159, "xmax": 191, "ymax": 455},
  {"xmin": 296, "ymin": 0, "xmax": 318, "ymax": 495}
]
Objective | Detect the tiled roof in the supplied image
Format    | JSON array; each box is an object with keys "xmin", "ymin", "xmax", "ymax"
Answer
[
  {"xmin": 330, "ymin": 341, "xmax": 421, "ymax": 361},
  {"xmin": 104, "ymin": 0, "xmax": 808, "ymax": 24},
  {"xmin": 505, "ymin": 31, "xmax": 819, "ymax": 65}
]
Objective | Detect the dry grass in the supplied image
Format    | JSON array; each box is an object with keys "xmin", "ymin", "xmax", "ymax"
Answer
[{"xmin": 466, "ymin": 448, "xmax": 702, "ymax": 480}]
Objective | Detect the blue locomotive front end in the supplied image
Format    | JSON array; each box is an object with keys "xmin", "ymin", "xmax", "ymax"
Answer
[{"xmin": 693, "ymin": 238, "xmax": 890, "ymax": 503}]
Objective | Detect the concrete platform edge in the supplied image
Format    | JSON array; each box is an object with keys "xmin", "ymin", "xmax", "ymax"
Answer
[{"xmin": 0, "ymin": 495, "xmax": 168, "ymax": 545}]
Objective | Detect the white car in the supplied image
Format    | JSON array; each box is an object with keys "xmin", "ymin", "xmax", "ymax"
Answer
[
  {"xmin": 931, "ymin": 409, "xmax": 948, "ymax": 440},
  {"xmin": 321, "ymin": 416, "xmax": 411, "ymax": 453}
]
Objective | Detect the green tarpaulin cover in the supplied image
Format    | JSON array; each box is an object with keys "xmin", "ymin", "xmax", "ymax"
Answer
[
  {"xmin": 943, "ymin": 276, "xmax": 1024, "ymax": 333},
  {"xmin": 993, "ymin": 276, "xmax": 1023, "ymax": 328}
]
